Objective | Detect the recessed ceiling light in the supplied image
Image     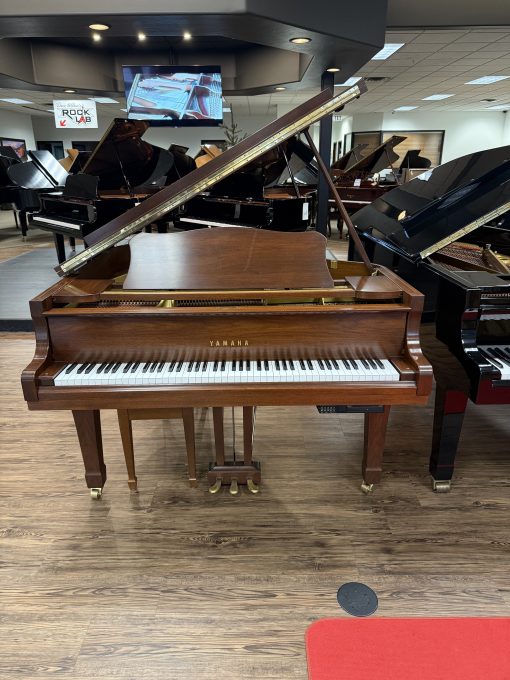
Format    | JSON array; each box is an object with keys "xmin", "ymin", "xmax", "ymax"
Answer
[
  {"xmin": 334, "ymin": 77, "xmax": 361, "ymax": 87},
  {"xmin": 0, "ymin": 98, "xmax": 33, "ymax": 104},
  {"xmin": 183, "ymin": 31, "xmax": 192, "ymax": 40},
  {"xmin": 138, "ymin": 32, "xmax": 146, "ymax": 41},
  {"xmin": 222, "ymin": 107, "xmax": 231, "ymax": 112},
  {"xmin": 326, "ymin": 67, "xmax": 340, "ymax": 73},
  {"xmin": 90, "ymin": 97, "xmax": 118, "ymax": 103},
  {"xmin": 64, "ymin": 89, "xmax": 76, "ymax": 93},
  {"xmin": 371, "ymin": 43, "xmax": 404, "ymax": 60},
  {"xmin": 120, "ymin": 108, "xmax": 128, "ymax": 112},
  {"xmin": 393, "ymin": 105, "xmax": 418, "ymax": 111},
  {"xmin": 422, "ymin": 94, "xmax": 454, "ymax": 101},
  {"xmin": 290, "ymin": 37, "xmax": 311, "ymax": 44},
  {"xmin": 88, "ymin": 23, "xmax": 110, "ymax": 31},
  {"xmin": 487, "ymin": 104, "xmax": 510, "ymax": 110},
  {"xmin": 466, "ymin": 75, "xmax": 509, "ymax": 85},
  {"xmin": 275, "ymin": 86, "xmax": 286, "ymax": 91},
  {"xmin": 481, "ymin": 98, "xmax": 496, "ymax": 102},
  {"xmin": 92, "ymin": 33, "xmax": 102, "ymax": 42}
]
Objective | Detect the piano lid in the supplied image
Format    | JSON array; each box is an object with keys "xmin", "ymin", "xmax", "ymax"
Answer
[
  {"xmin": 81, "ymin": 118, "xmax": 175, "ymax": 190},
  {"xmin": 399, "ymin": 149, "xmax": 431, "ymax": 170},
  {"xmin": 57, "ymin": 79, "xmax": 368, "ymax": 276},
  {"xmin": 7, "ymin": 149, "xmax": 68, "ymax": 190},
  {"xmin": 352, "ymin": 145, "xmax": 510, "ymax": 260},
  {"xmin": 337, "ymin": 136, "xmax": 406, "ymax": 176},
  {"xmin": 331, "ymin": 144, "xmax": 368, "ymax": 172}
]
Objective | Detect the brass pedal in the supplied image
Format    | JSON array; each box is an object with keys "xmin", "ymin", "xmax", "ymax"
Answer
[
  {"xmin": 247, "ymin": 479, "xmax": 259, "ymax": 494},
  {"xmin": 208, "ymin": 479, "xmax": 222, "ymax": 494},
  {"xmin": 229, "ymin": 479, "xmax": 239, "ymax": 496},
  {"xmin": 360, "ymin": 481, "xmax": 373, "ymax": 494}
]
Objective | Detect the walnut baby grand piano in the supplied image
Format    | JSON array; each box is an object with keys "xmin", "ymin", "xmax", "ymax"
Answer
[{"xmin": 21, "ymin": 83, "xmax": 432, "ymax": 498}]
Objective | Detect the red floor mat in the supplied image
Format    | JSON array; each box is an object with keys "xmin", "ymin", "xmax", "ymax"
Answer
[{"xmin": 306, "ymin": 617, "xmax": 510, "ymax": 680}]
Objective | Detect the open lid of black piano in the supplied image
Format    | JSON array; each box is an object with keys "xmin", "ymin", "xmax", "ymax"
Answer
[
  {"xmin": 334, "ymin": 135, "xmax": 406, "ymax": 178},
  {"xmin": 56, "ymin": 80, "xmax": 368, "ymax": 276},
  {"xmin": 351, "ymin": 145, "xmax": 510, "ymax": 261}
]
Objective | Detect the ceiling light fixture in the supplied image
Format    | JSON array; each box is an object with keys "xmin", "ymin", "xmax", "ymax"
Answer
[
  {"xmin": 275, "ymin": 86, "xmax": 286, "ymax": 91},
  {"xmin": 222, "ymin": 107, "xmax": 231, "ymax": 112},
  {"xmin": 0, "ymin": 98, "xmax": 33, "ymax": 104},
  {"xmin": 64, "ymin": 89, "xmax": 76, "ymax": 93},
  {"xmin": 326, "ymin": 67, "xmax": 340, "ymax": 73},
  {"xmin": 183, "ymin": 31, "xmax": 192, "ymax": 40},
  {"xmin": 393, "ymin": 105, "xmax": 418, "ymax": 111},
  {"xmin": 334, "ymin": 77, "xmax": 361, "ymax": 87},
  {"xmin": 466, "ymin": 75, "xmax": 509, "ymax": 85},
  {"xmin": 88, "ymin": 23, "xmax": 110, "ymax": 31},
  {"xmin": 371, "ymin": 43, "xmax": 404, "ymax": 60},
  {"xmin": 481, "ymin": 98, "xmax": 496, "ymax": 102},
  {"xmin": 422, "ymin": 94, "xmax": 454, "ymax": 101},
  {"xmin": 487, "ymin": 104, "xmax": 510, "ymax": 110},
  {"xmin": 92, "ymin": 33, "xmax": 102, "ymax": 42},
  {"xmin": 138, "ymin": 32, "xmax": 146, "ymax": 41},
  {"xmin": 290, "ymin": 37, "xmax": 311, "ymax": 44}
]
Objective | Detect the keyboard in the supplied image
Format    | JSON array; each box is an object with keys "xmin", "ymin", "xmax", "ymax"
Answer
[
  {"xmin": 54, "ymin": 357, "xmax": 400, "ymax": 387},
  {"xmin": 32, "ymin": 215, "xmax": 83, "ymax": 230},
  {"xmin": 478, "ymin": 345, "xmax": 510, "ymax": 380}
]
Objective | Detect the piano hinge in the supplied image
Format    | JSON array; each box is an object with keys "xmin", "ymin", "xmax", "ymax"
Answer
[{"xmin": 157, "ymin": 299, "xmax": 175, "ymax": 308}]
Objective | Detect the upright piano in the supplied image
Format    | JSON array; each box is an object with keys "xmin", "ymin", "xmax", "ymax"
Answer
[
  {"xmin": 29, "ymin": 119, "xmax": 192, "ymax": 262},
  {"xmin": 348, "ymin": 147, "xmax": 510, "ymax": 490},
  {"xmin": 21, "ymin": 83, "xmax": 432, "ymax": 499}
]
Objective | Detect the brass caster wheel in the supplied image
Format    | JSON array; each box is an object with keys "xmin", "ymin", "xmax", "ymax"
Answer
[
  {"xmin": 90, "ymin": 487, "xmax": 102, "ymax": 499},
  {"xmin": 361, "ymin": 481, "xmax": 373, "ymax": 494},
  {"xmin": 247, "ymin": 479, "xmax": 259, "ymax": 494},
  {"xmin": 208, "ymin": 479, "xmax": 222, "ymax": 494},
  {"xmin": 229, "ymin": 479, "xmax": 239, "ymax": 496},
  {"xmin": 432, "ymin": 479, "xmax": 451, "ymax": 493}
]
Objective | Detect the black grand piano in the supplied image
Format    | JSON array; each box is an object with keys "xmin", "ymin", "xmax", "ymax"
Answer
[
  {"xmin": 348, "ymin": 146, "xmax": 510, "ymax": 490},
  {"xmin": 1, "ymin": 147, "xmax": 68, "ymax": 237},
  {"xmin": 176, "ymin": 136, "xmax": 317, "ymax": 232},
  {"xmin": 29, "ymin": 119, "xmax": 195, "ymax": 262}
]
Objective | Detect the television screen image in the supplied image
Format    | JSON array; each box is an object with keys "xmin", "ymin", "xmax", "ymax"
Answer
[
  {"xmin": 1, "ymin": 138, "xmax": 27, "ymax": 159},
  {"xmin": 122, "ymin": 65, "xmax": 222, "ymax": 126}
]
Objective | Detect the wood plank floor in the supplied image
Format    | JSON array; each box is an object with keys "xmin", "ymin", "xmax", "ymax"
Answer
[{"xmin": 2, "ymin": 331, "xmax": 510, "ymax": 679}]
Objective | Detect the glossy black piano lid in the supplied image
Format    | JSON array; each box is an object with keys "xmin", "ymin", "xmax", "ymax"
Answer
[
  {"xmin": 352, "ymin": 145, "xmax": 510, "ymax": 259},
  {"xmin": 80, "ymin": 118, "xmax": 174, "ymax": 190}
]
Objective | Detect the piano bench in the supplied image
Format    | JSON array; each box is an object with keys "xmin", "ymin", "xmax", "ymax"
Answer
[{"xmin": 117, "ymin": 408, "xmax": 197, "ymax": 491}]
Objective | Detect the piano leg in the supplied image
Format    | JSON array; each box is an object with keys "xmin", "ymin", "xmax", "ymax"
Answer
[
  {"xmin": 208, "ymin": 406, "xmax": 261, "ymax": 495},
  {"xmin": 19, "ymin": 210, "xmax": 28, "ymax": 239},
  {"xmin": 429, "ymin": 386, "xmax": 468, "ymax": 492},
  {"xmin": 53, "ymin": 233, "xmax": 67, "ymax": 264},
  {"xmin": 361, "ymin": 406, "xmax": 391, "ymax": 493},
  {"xmin": 117, "ymin": 409, "xmax": 138, "ymax": 491},
  {"xmin": 72, "ymin": 410, "xmax": 107, "ymax": 498}
]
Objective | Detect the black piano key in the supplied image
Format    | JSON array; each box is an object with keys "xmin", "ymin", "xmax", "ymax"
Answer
[
  {"xmin": 374, "ymin": 357, "xmax": 385, "ymax": 369},
  {"xmin": 123, "ymin": 362, "xmax": 132, "ymax": 373},
  {"xmin": 157, "ymin": 362, "xmax": 165, "ymax": 372},
  {"xmin": 77, "ymin": 363, "xmax": 89, "ymax": 374},
  {"xmin": 176, "ymin": 361, "xmax": 184, "ymax": 372},
  {"xmin": 232, "ymin": 360, "xmax": 236, "ymax": 371},
  {"xmin": 342, "ymin": 359, "xmax": 351, "ymax": 370},
  {"xmin": 194, "ymin": 361, "xmax": 200, "ymax": 372},
  {"xmin": 221, "ymin": 361, "xmax": 226, "ymax": 371},
  {"xmin": 239, "ymin": 360, "xmax": 244, "ymax": 371},
  {"xmin": 350, "ymin": 360, "xmax": 359, "ymax": 370},
  {"xmin": 201, "ymin": 361, "xmax": 207, "ymax": 372},
  {"xmin": 96, "ymin": 363, "xmax": 106, "ymax": 374},
  {"xmin": 366, "ymin": 358, "xmax": 377, "ymax": 369},
  {"xmin": 148, "ymin": 362, "xmax": 156, "ymax": 372},
  {"xmin": 257, "ymin": 360, "xmax": 262, "ymax": 371},
  {"xmin": 85, "ymin": 363, "xmax": 95, "ymax": 374},
  {"xmin": 281, "ymin": 359, "xmax": 287, "ymax": 370},
  {"xmin": 491, "ymin": 347, "xmax": 510, "ymax": 365},
  {"xmin": 247, "ymin": 360, "xmax": 251, "ymax": 370},
  {"xmin": 275, "ymin": 359, "xmax": 280, "ymax": 370},
  {"xmin": 111, "ymin": 362, "xmax": 122, "ymax": 373},
  {"xmin": 213, "ymin": 361, "xmax": 219, "ymax": 372},
  {"xmin": 331, "ymin": 359, "xmax": 339, "ymax": 369},
  {"xmin": 264, "ymin": 360, "xmax": 270, "ymax": 371},
  {"xmin": 168, "ymin": 361, "xmax": 176, "ymax": 372},
  {"xmin": 104, "ymin": 362, "xmax": 115, "ymax": 373},
  {"xmin": 324, "ymin": 359, "xmax": 332, "ymax": 369},
  {"xmin": 131, "ymin": 361, "xmax": 140, "ymax": 372},
  {"xmin": 65, "ymin": 363, "xmax": 76, "ymax": 374},
  {"xmin": 186, "ymin": 362, "xmax": 193, "ymax": 372},
  {"xmin": 289, "ymin": 360, "xmax": 295, "ymax": 370},
  {"xmin": 497, "ymin": 347, "xmax": 510, "ymax": 361},
  {"xmin": 306, "ymin": 360, "xmax": 313, "ymax": 371},
  {"xmin": 299, "ymin": 359, "xmax": 306, "ymax": 370},
  {"xmin": 480, "ymin": 349, "xmax": 502, "ymax": 367},
  {"xmin": 318, "ymin": 359, "xmax": 325, "ymax": 370},
  {"xmin": 360, "ymin": 357, "xmax": 371, "ymax": 369}
]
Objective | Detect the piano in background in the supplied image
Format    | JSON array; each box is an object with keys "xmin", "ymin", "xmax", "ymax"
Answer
[
  {"xmin": 398, "ymin": 148, "xmax": 432, "ymax": 183},
  {"xmin": 29, "ymin": 119, "xmax": 195, "ymax": 262},
  {"xmin": 348, "ymin": 146, "xmax": 510, "ymax": 490},
  {"xmin": 2, "ymin": 148, "xmax": 68, "ymax": 238},
  {"xmin": 21, "ymin": 83, "xmax": 432, "ymax": 499},
  {"xmin": 176, "ymin": 136, "xmax": 317, "ymax": 232}
]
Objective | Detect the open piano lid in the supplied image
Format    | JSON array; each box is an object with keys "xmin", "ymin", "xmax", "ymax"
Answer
[
  {"xmin": 352, "ymin": 145, "xmax": 510, "ymax": 261},
  {"xmin": 337, "ymin": 135, "xmax": 406, "ymax": 176},
  {"xmin": 56, "ymin": 80, "xmax": 367, "ymax": 276}
]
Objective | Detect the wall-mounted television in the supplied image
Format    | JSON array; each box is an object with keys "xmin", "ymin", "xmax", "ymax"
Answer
[{"xmin": 122, "ymin": 65, "xmax": 222, "ymax": 126}]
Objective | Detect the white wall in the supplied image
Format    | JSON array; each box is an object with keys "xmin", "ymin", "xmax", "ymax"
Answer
[
  {"xmin": 30, "ymin": 112, "xmax": 275, "ymax": 157},
  {"xmin": 502, "ymin": 111, "xmax": 510, "ymax": 146},
  {"xmin": 0, "ymin": 109, "xmax": 36, "ymax": 150}
]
